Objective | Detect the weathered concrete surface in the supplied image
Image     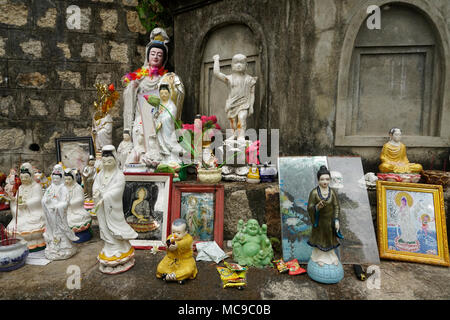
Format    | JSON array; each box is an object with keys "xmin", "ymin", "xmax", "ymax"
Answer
[{"xmin": 1, "ymin": 223, "xmax": 450, "ymax": 300}]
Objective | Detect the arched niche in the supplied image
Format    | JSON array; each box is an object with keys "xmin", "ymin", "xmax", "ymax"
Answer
[
  {"xmin": 335, "ymin": 0, "xmax": 450, "ymax": 147},
  {"xmin": 198, "ymin": 21, "xmax": 266, "ymax": 131}
]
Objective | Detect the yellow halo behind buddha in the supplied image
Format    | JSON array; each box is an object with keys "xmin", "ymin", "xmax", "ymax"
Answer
[{"xmin": 395, "ymin": 192, "xmax": 413, "ymax": 207}]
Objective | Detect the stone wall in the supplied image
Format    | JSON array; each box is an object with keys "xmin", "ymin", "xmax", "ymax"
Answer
[
  {"xmin": 0, "ymin": 0, "xmax": 149, "ymax": 175},
  {"xmin": 165, "ymin": 0, "xmax": 450, "ymax": 173}
]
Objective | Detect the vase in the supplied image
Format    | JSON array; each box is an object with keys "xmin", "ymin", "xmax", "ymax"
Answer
[
  {"xmin": 197, "ymin": 168, "xmax": 222, "ymax": 184},
  {"xmin": 0, "ymin": 238, "xmax": 29, "ymax": 272}
]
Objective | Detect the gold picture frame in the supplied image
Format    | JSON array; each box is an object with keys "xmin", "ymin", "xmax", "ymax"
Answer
[{"xmin": 377, "ymin": 181, "xmax": 449, "ymax": 267}]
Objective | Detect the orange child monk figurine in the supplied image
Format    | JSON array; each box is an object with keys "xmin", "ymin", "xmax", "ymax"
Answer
[{"xmin": 156, "ymin": 218, "xmax": 198, "ymax": 284}]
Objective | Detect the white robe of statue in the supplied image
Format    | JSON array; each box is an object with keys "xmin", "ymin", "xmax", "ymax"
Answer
[
  {"xmin": 398, "ymin": 205, "xmax": 418, "ymax": 243},
  {"xmin": 122, "ymin": 28, "xmax": 184, "ymax": 164},
  {"xmin": 155, "ymin": 99, "xmax": 185, "ymax": 163},
  {"xmin": 66, "ymin": 179, "xmax": 92, "ymax": 232},
  {"xmin": 42, "ymin": 168, "xmax": 79, "ymax": 260},
  {"xmin": 93, "ymin": 152, "xmax": 138, "ymax": 260},
  {"xmin": 7, "ymin": 165, "xmax": 46, "ymax": 251},
  {"xmin": 93, "ymin": 113, "xmax": 113, "ymax": 152}
]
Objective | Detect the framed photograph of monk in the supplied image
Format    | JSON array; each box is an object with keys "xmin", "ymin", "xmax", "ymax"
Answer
[
  {"xmin": 123, "ymin": 173, "xmax": 173, "ymax": 249},
  {"xmin": 171, "ymin": 184, "xmax": 224, "ymax": 248},
  {"xmin": 377, "ymin": 180, "xmax": 449, "ymax": 266}
]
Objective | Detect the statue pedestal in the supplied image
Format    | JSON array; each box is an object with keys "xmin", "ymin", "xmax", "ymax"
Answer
[
  {"xmin": 124, "ymin": 163, "xmax": 148, "ymax": 173},
  {"xmin": 73, "ymin": 228, "xmax": 92, "ymax": 243},
  {"xmin": 307, "ymin": 259, "xmax": 344, "ymax": 284},
  {"xmin": 377, "ymin": 173, "xmax": 421, "ymax": 183},
  {"xmin": 98, "ymin": 247, "xmax": 135, "ymax": 275}
]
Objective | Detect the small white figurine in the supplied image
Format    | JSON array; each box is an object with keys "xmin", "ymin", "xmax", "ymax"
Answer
[
  {"xmin": 330, "ymin": 171, "xmax": 344, "ymax": 189},
  {"xmin": 93, "ymin": 112, "xmax": 113, "ymax": 152},
  {"xmin": 64, "ymin": 168, "xmax": 92, "ymax": 243},
  {"xmin": 117, "ymin": 130, "xmax": 134, "ymax": 170},
  {"xmin": 213, "ymin": 53, "xmax": 257, "ymax": 141},
  {"xmin": 42, "ymin": 164, "xmax": 79, "ymax": 260},
  {"xmin": 93, "ymin": 145, "xmax": 138, "ymax": 274},
  {"xmin": 82, "ymin": 155, "xmax": 96, "ymax": 200},
  {"xmin": 6, "ymin": 163, "xmax": 46, "ymax": 252},
  {"xmin": 126, "ymin": 129, "xmax": 146, "ymax": 165}
]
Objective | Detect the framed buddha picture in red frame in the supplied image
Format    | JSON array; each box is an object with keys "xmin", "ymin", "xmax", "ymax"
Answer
[{"xmin": 171, "ymin": 183, "xmax": 224, "ymax": 248}]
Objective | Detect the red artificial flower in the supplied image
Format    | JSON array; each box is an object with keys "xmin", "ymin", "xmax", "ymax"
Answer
[
  {"xmin": 209, "ymin": 115, "xmax": 217, "ymax": 123},
  {"xmin": 108, "ymin": 84, "xmax": 115, "ymax": 92},
  {"xmin": 158, "ymin": 67, "xmax": 168, "ymax": 76},
  {"xmin": 214, "ymin": 123, "xmax": 221, "ymax": 130},
  {"xmin": 130, "ymin": 73, "xmax": 137, "ymax": 80},
  {"xmin": 182, "ymin": 124, "xmax": 194, "ymax": 131}
]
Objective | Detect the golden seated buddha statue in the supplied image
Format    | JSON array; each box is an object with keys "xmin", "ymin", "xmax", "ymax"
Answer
[{"xmin": 379, "ymin": 128, "xmax": 423, "ymax": 174}]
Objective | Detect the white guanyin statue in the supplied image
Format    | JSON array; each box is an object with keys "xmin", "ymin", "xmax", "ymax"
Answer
[
  {"xmin": 64, "ymin": 168, "xmax": 92, "ymax": 243},
  {"xmin": 121, "ymin": 27, "xmax": 185, "ymax": 166},
  {"xmin": 6, "ymin": 163, "xmax": 46, "ymax": 252},
  {"xmin": 153, "ymin": 83, "xmax": 185, "ymax": 163},
  {"xmin": 93, "ymin": 145, "xmax": 138, "ymax": 274},
  {"xmin": 42, "ymin": 164, "xmax": 79, "ymax": 260}
]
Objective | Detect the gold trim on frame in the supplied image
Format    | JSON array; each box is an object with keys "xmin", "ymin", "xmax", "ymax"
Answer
[{"xmin": 376, "ymin": 180, "xmax": 450, "ymax": 267}]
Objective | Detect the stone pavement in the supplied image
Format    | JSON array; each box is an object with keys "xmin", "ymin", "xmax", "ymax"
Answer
[{"xmin": 1, "ymin": 225, "xmax": 450, "ymax": 301}]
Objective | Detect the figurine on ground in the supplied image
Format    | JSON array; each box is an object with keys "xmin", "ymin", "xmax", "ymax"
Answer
[
  {"xmin": 64, "ymin": 168, "xmax": 92, "ymax": 243},
  {"xmin": 6, "ymin": 163, "xmax": 46, "ymax": 252},
  {"xmin": 156, "ymin": 218, "xmax": 198, "ymax": 284},
  {"xmin": 93, "ymin": 145, "xmax": 138, "ymax": 274},
  {"xmin": 306, "ymin": 165, "xmax": 344, "ymax": 284},
  {"xmin": 213, "ymin": 53, "xmax": 257, "ymax": 141},
  {"xmin": 231, "ymin": 218, "xmax": 273, "ymax": 268},
  {"xmin": 42, "ymin": 164, "xmax": 79, "ymax": 260}
]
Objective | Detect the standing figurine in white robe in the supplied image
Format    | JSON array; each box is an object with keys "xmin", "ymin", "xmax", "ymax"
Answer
[
  {"xmin": 93, "ymin": 145, "xmax": 138, "ymax": 274},
  {"xmin": 213, "ymin": 53, "xmax": 257, "ymax": 141},
  {"xmin": 42, "ymin": 164, "xmax": 79, "ymax": 260},
  {"xmin": 117, "ymin": 130, "xmax": 133, "ymax": 170}
]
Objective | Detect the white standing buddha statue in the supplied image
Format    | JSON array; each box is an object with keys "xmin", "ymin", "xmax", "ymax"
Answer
[
  {"xmin": 93, "ymin": 145, "xmax": 138, "ymax": 274},
  {"xmin": 42, "ymin": 164, "xmax": 79, "ymax": 260}
]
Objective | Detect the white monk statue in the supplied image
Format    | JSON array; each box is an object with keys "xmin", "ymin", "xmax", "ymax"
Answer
[
  {"xmin": 6, "ymin": 163, "xmax": 46, "ymax": 252},
  {"xmin": 213, "ymin": 53, "xmax": 257, "ymax": 141},
  {"xmin": 64, "ymin": 168, "xmax": 92, "ymax": 243},
  {"xmin": 93, "ymin": 145, "xmax": 138, "ymax": 274},
  {"xmin": 42, "ymin": 164, "xmax": 79, "ymax": 260},
  {"xmin": 121, "ymin": 27, "xmax": 184, "ymax": 164}
]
